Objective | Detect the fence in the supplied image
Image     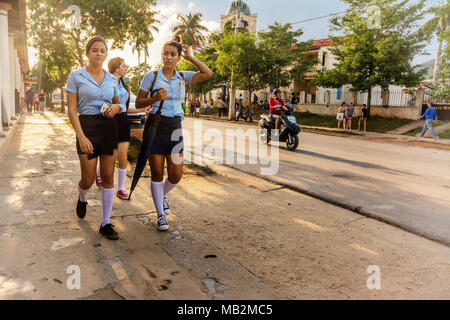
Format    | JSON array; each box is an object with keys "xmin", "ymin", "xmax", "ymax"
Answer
[{"xmin": 316, "ymin": 87, "xmax": 416, "ymax": 107}]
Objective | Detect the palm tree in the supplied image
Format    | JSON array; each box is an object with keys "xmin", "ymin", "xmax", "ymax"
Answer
[
  {"xmin": 172, "ymin": 13, "xmax": 209, "ymax": 48},
  {"xmin": 129, "ymin": 4, "xmax": 159, "ymax": 85},
  {"xmin": 422, "ymin": 1, "xmax": 449, "ymax": 84}
]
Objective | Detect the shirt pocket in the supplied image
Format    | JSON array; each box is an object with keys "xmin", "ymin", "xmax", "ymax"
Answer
[
  {"xmin": 174, "ymin": 83, "xmax": 186, "ymax": 100},
  {"xmin": 102, "ymin": 85, "xmax": 115, "ymax": 102}
]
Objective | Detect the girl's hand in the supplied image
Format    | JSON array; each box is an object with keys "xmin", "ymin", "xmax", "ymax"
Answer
[
  {"xmin": 155, "ymin": 88, "xmax": 168, "ymax": 101},
  {"xmin": 181, "ymin": 45, "xmax": 192, "ymax": 60},
  {"xmin": 78, "ymin": 135, "xmax": 94, "ymax": 155},
  {"xmin": 103, "ymin": 104, "xmax": 122, "ymax": 118}
]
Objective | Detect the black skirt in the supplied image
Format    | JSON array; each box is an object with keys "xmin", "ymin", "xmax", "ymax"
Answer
[
  {"xmin": 114, "ymin": 112, "xmax": 131, "ymax": 143},
  {"xmin": 147, "ymin": 115, "xmax": 184, "ymax": 155},
  {"xmin": 76, "ymin": 115, "xmax": 118, "ymax": 160}
]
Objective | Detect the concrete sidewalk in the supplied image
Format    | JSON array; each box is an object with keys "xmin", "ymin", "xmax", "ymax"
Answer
[{"xmin": 1, "ymin": 112, "xmax": 449, "ymax": 299}]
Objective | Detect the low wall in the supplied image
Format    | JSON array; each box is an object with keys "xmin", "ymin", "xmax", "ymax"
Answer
[{"xmin": 296, "ymin": 104, "xmax": 422, "ymax": 120}]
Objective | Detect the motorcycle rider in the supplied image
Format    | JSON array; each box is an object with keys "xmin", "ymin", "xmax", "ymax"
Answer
[{"xmin": 269, "ymin": 89, "xmax": 287, "ymax": 135}]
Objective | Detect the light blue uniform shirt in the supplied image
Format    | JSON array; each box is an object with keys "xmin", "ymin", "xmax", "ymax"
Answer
[
  {"xmin": 139, "ymin": 68, "xmax": 195, "ymax": 120},
  {"xmin": 66, "ymin": 67, "xmax": 119, "ymax": 115},
  {"xmin": 118, "ymin": 80, "xmax": 130, "ymax": 113}
]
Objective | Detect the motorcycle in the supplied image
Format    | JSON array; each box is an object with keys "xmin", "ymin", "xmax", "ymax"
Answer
[{"xmin": 258, "ymin": 105, "xmax": 301, "ymax": 151}]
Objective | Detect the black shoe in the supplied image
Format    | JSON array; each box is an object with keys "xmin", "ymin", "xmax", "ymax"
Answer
[
  {"xmin": 76, "ymin": 199, "xmax": 87, "ymax": 219},
  {"xmin": 99, "ymin": 224, "xmax": 120, "ymax": 240}
]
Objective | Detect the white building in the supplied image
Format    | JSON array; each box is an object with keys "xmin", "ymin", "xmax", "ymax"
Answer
[{"xmin": 0, "ymin": 0, "xmax": 29, "ymax": 133}]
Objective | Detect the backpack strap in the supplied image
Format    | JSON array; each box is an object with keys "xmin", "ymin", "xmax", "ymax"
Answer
[
  {"xmin": 179, "ymin": 71, "xmax": 185, "ymax": 82},
  {"xmin": 149, "ymin": 70, "xmax": 158, "ymax": 94}
]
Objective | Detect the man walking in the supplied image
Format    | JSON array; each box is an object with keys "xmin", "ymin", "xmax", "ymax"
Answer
[
  {"xmin": 38, "ymin": 90, "xmax": 46, "ymax": 115},
  {"xmin": 26, "ymin": 88, "xmax": 34, "ymax": 114},
  {"xmin": 417, "ymin": 103, "xmax": 439, "ymax": 140},
  {"xmin": 218, "ymin": 97, "xmax": 226, "ymax": 118}
]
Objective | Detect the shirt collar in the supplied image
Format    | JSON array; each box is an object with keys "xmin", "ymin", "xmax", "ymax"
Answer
[
  {"xmin": 158, "ymin": 68, "xmax": 182, "ymax": 81},
  {"xmin": 81, "ymin": 66, "xmax": 112, "ymax": 86}
]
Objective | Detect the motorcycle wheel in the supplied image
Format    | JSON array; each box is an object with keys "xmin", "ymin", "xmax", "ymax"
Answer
[
  {"xmin": 259, "ymin": 129, "xmax": 271, "ymax": 144},
  {"xmin": 286, "ymin": 133, "xmax": 299, "ymax": 151}
]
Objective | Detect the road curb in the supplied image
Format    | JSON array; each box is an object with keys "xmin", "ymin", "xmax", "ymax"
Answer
[{"xmin": 0, "ymin": 115, "xmax": 21, "ymax": 161}]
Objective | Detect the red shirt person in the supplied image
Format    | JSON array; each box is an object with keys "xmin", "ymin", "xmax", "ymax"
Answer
[{"xmin": 269, "ymin": 89, "xmax": 284, "ymax": 135}]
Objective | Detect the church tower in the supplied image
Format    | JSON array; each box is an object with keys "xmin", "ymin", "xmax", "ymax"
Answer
[{"xmin": 221, "ymin": 0, "xmax": 258, "ymax": 33}]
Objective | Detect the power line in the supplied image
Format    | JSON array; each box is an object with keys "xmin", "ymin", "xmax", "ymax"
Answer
[{"xmin": 259, "ymin": 11, "xmax": 347, "ymax": 32}]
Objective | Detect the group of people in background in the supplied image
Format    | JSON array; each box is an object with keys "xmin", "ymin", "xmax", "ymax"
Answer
[
  {"xmin": 336, "ymin": 102, "xmax": 368, "ymax": 132},
  {"xmin": 25, "ymin": 88, "xmax": 46, "ymax": 115}
]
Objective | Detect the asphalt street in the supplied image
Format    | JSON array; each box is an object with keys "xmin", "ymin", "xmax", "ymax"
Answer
[{"xmin": 182, "ymin": 118, "xmax": 450, "ymax": 246}]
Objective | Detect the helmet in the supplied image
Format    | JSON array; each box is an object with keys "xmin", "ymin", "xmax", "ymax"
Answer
[{"xmin": 274, "ymin": 89, "xmax": 281, "ymax": 95}]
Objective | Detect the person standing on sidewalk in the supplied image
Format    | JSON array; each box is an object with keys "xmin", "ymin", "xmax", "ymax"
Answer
[
  {"xmin": 336, "ymin": 103, "xmax": 345, "ymax": 130},
  {"xmin": 66, "ymin": 35, "xmax": 123, "ymax": 240},
  {"xmin": 135, "ymin": 37, "xmax": 212, "ymax": 231},
  {"xmin": 26, "ymin": 88, "xmax": 34, "ymax": 114},
  {"xmin": 203, "ymin": 100, "xmax": 209, "ymax": 115},
  {"xmin": 195, "ymin": 98, "xmax": 201, "ymax": 118},
  {"xmin": 358, "ymin": 104, "xmax": 368, "ymax": 132},
  {"xmin": 218, "ymin": 96, "xmax": 226, "ymax": 118},
  {"xmin": 38, "ymin": 90, "xmax": 46, "ymax": 115},
  {"xmin": 417, "ymin": 103, "xmax": 439, "ymax": 140},
  {"xmin": 346, "ymin": 102, "xmax": 355, "ymax": 131},
  {"xmin": 33, "ymin": 92, "xmax": 39, "ymax": 113}
]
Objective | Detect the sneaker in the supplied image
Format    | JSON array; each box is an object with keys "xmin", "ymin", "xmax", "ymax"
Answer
[
  {"xmin": 76, "ymin": 199, "xmax": 87, "ymax": 219},
  {"xmin": 157, "ymin": 215, "xmax": 169, "ymax": 232},
  {"xmin": 95, "ymin": 176, "xmax": 103, "ymax": 189},
  {"xmin": 99, "ymin": 224, "xmax": 120, "ymax": 240},
  {"xmin": 163, "ymin": 197, "xmax": 171, "ymax": 215},
  {"xmin": 117, "ymin": 190, "xmax": 129, "ymax": 200}
]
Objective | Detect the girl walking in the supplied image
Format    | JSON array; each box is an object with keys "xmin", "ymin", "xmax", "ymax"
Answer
[
  {"xmin": 135, "ymin": 37, "xmax": 212, "ymax": 231},
  {"xmin": 66, "ymin": 36, "xmax": 123, "ymax": 240}
]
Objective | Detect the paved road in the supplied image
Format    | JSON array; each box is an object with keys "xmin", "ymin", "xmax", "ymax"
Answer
[{"xmin": 182, "ymin": 118, "xmax": 450, "ymax": 246}]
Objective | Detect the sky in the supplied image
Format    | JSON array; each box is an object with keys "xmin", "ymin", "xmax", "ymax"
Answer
[{"xmin": 28, "ymin": 0, "xmax": 442, "ymax": 70}]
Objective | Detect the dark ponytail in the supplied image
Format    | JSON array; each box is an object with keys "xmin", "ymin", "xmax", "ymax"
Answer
[{"xmin": 164, "ymin": 35, "xmax": 183, "ymax": 56}]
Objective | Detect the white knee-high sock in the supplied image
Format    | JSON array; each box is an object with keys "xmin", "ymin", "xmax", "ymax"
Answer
[
  {"xmin": 163, "ymin": 179, "xmax": 178, "ymax": 197},
  {"xmin": 102, "ymin": 188, "xmax": 115, "ymax": 227},
  {"xmin": 79, "ymin": 184, "xmax": 89, "ymax": 203},
  {"xmin": 118, "ymin": 169, "xmax": 127, "ymax": 192},
  {"xmin": 97, "ymin": 162, "xmax": 102, "ymax": 180},
  {"xmin": 151, "ymin": 181, "xmax": 165, "ymax": 218}
]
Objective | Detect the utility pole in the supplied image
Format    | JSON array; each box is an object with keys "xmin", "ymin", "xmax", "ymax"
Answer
[{"xmin": 228, "ymin": 11, "xmax": 241, "ymax": 120}]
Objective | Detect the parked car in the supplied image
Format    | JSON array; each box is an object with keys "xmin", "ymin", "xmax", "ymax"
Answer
[{"xmin": 127, "ymin": 94, "xmax": 146, "ymax": 125}]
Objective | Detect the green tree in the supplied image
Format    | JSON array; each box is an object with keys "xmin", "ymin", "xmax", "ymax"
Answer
[
  {"xmin": 28, "ymin": 0, "xmax": 77, "ymax": 113},
  {"xmin": 258, "ymin": 22, "xmax": 315, "ymax": 89},
  {"xmin": 177, "ymin": 32, "xmax": 225, "ymax": 101},
  {"xmin": 422, "ymin": 0, "xmax": 449, "ymax": 84},
  {"xmin": 128, "ymin": 63, "xmax": 152, "ymax": 95},
  {"xmin": 314, "ymin": 0, "xmax": 431, "ymax": 118},
  {"xmin": 172, "ymin": 13, "xmax": 209, "ymax": 47},
  {"xmin": 216, "ymin": 32, "xmax": 269, "ymax": 112}
]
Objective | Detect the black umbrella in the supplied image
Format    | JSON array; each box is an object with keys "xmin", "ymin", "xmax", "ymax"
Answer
[{"xmin": 128, "ymin": 89, "xmax": 164, "ymax": 201}]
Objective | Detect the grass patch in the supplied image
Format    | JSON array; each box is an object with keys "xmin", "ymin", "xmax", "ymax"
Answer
[
  {"xmin": 295, "ymin": 112, "xmax": 414, "ymax": 133},
  {"xmin": 185, "ymin": 161, "xmax": 217, "ymax": 175},
  {"xmin": 440, "ymin": 129, "xmax": 450, "ymax": 139},
  {"xmin": 128, "ymin": 136, "xmax": 142, "ymax": 164},
  {"xmin": 404, "ymin": 127, "xmax": 423, "ymax": 136},
  {"xmin": 64, "ymin": 119, "xmax": 73, "ymax": 130}
]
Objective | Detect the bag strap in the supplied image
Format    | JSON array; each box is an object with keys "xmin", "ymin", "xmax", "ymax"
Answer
[{"xmin": 150, "ymin": 70, "xmax": 158, "ymax": 93}]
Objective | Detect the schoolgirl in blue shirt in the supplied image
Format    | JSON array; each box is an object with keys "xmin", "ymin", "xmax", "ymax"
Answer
[
  {"xmin": 95, "ymin": 57, "xmax": 150, "ymax": 200},
  {"xmin": 66, "ymin": 36, "xmax": 123, "ymax": 240},
  {"xmin": 135, "ymin": 36, "xmax": 213, "ymax": 231}
]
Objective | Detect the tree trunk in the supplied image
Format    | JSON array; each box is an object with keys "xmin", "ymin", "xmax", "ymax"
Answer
[
  {"xmin": 433, "ymin": 39, "xmax": 442, "ymax": 84},
  {"xmin": 248, "ymin": 89, "xmax": 253, "ymax": 122},
  {"xmin": 74, "ymin": 29, "xmax": 84, "ymax": 67},
  {"xmin": 367, "ymin": 87, "xmax": 372, "ymax": 120},
  {"xmin": 138, "ymin": 51, "xmax": 142, "ymax": 87}
]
